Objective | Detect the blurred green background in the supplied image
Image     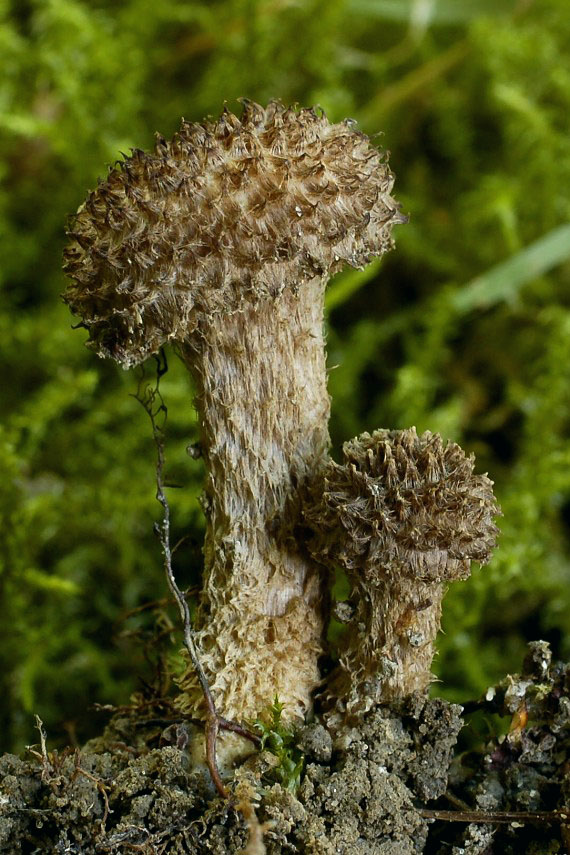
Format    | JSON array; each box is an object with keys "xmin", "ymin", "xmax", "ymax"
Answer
[{"xmin": 1, "ymin": 0, "xmax": 569, "ymax": 753}]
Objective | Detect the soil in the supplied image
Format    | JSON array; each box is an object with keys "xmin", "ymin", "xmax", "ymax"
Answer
[
  {"xmin": 0, "ymin": 696, "xmax": 461, "ymax": 854},
  {"xmin": 0, "ymin": 643, "xmax": 568, "ymax": 854},
  {"xmin": 430, "ymin": 641, "xmax": 570, "ymax": 855}
]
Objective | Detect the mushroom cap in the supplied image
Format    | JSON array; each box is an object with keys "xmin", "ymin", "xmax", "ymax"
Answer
[
  {"xmin": 303, "ymin": 428, "xmax": 501, "ymax": 583},
  {"xmin": 63, "ymin": 101, "xmax": 405, "ymax": 367}
]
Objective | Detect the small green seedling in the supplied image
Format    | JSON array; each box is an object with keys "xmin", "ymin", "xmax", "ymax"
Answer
[{"xmin": 254, "ymin": 697, "xmax": 305, "ymax": 794}]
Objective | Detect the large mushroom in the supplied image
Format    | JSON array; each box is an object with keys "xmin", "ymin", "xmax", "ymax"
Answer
[
  {"xmin": 63, "ymin": 102, "xmax": 405, "ymax": 740},
  {"xmin": 303, "ymin": 428, "xmax": 501, "ymax": 724}
]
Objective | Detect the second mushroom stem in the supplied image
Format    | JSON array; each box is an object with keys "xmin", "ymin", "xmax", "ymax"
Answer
[{"xmin": 178, "ymin": 277, "xmax": 331, "ymax": 730}]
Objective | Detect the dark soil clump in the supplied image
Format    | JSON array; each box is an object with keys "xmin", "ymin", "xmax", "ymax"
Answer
[
  {"xmin": 0, "ymin": 697, "xmax": 462, "ymax": 854},
  {"xmin": 428, "ymin": 642, "xmax": 570, "ymax": 854},
  {"xmin": 3, "ymin": 643, "xmax": 569, "ymax": 854}
]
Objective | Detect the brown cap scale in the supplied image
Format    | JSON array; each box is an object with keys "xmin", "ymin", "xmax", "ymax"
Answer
[
  {"xmin": 63, "ymin": 102, "xmax": 405, "ymax": 736},
  {"xmin": 303, "ymin": 428, "xmax": 500, "ymax": 723}
]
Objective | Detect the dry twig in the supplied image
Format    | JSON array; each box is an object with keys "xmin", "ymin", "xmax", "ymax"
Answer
[
  {"xmin": 418, "ymin": 807, "xmax": 570, "ymax": 826},
  {"xmin": 134, "ymin": 353, "xmax": 260, "ymax": 798}
]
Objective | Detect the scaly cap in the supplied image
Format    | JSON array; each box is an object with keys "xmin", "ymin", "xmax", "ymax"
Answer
[
  {"xmin": 303, "ymin": 427, "xmax": 501, "ymax": 583},
  {"xmin": 63, "ymin": 101, "xmax": 405, "ymax": 367}
]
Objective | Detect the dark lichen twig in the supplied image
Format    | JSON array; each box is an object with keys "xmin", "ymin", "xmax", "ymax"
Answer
[{"xmin": 135, "ymin": 353, "xmax": 259, "ymax": 797}]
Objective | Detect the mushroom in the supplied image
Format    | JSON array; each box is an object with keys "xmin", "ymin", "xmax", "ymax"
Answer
[
  {"xmin": 63, "ymin": 102, "xmax": 405, "ymax": 738},
  {"xmin": 302, "ymin": 428, "xmax": 500, "ymax": 723}
]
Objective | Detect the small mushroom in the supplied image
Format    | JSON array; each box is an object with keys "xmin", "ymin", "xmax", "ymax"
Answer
[
  {"xmin": 63, "ymin": 102, "xmax": 405, "ymax": 732},
  {"xmin": 303, "ymin": 428, "xmax": 501, "ymax": 722}
]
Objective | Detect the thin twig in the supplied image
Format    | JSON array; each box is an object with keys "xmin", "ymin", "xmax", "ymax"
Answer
[
  {"xmin": 134, "ymin": 352, "xmax": 260, "ymax": 798},
  {"xmin": 35, "ymin": 715, "xmax": 50, "ymax": 768},
  {"xmin": 117, "ymin": 587, "xmax": 200, "ymax": 622},
  {"xmin": 26, "ymin": 715, "xmax": 54, "ymax": 783},
  {"xmin": 417, "ymin": 807, "xmax": 570, "ymax": 826}
]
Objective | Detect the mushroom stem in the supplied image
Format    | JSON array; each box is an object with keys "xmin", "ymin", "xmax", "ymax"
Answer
[
  {"xmin": 178, "ymin": 278, "xmax": 330, "ymax": 725},
  {"xmin": 328, "ymin": 570, "xmax": 445, "ymax": 712}
]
